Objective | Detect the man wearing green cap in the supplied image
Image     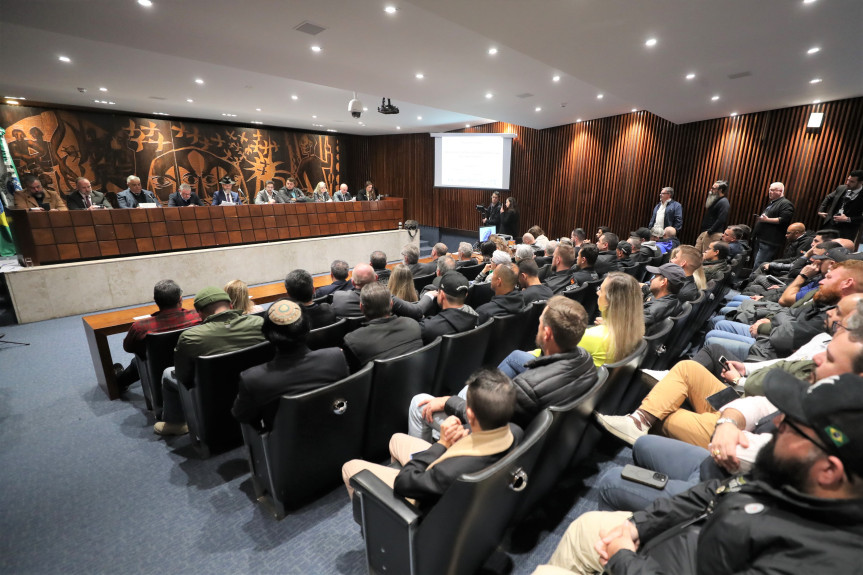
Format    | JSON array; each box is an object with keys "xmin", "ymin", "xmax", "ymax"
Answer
[{"xmin": 155, "ymin": 286, "xmax": 266, "ymax": 436}]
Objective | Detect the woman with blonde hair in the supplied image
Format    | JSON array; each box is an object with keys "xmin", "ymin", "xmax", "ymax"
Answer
[
  {"xmin": 224, "ymin": 279, "xmax": 264, "ymax": 315},
  {"xmin": 580, "ymin": 272, "xmax": 645, "ymax": 366},
  {"xmin": 312, "ymin": 181, "xmax": 332, "ymax": 202},
  {"xmin": 388, "ymin": 264, "xmax": 418, "ymax": 302}
]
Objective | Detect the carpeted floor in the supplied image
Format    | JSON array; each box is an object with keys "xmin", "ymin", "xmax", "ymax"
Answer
[{"xmin": 0, "ymin": 310, "xmax": 632, "ymax": 574}]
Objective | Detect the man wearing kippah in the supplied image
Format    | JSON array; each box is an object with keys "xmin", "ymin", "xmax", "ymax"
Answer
[{"xmin": 154, "ymin": 286, "xmax": 266, "ymax": 436}]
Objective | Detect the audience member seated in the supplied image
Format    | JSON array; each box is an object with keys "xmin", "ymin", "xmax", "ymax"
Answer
[
  {"xmin": 514, "ymin": 244, "xmax": 535, "ymax": 263},
  {"xmin": 420, "ymin": 256, "xmax": 457, "ymax": 296},
  {"xmin": 474, "ymin": 250, "xmax": 512, "ymax": 284},
  {"xmin": 416, "ymin": 272, "xmax": 477, "ymax": 343},
  {"xmin": 615, "ymin": 241, "xmax": 636, "ymax": 270},
  {"xmin": 332, "ymin": 263, "xmax": 380, "ymax": 316},
  {"xmin": 594, "ymin": 232, "xmax": 621, "ymax": 277},
  {"xmin": 537, "ymin": 370, "xmax": 863, "ymax": 575},
  {"xmin": 654, "ymin": 226, "xmax": 680, "ymax": 254},
  {"xmin": 116, "ymin": 279, "xmax": 201, "ymax": 392},
  {"xmin": 721, "ymin": 225, "xmax": 745, "ymax": 258},
  {"xmin": 388, "ymin": 264, "xmax": 419, "ymax": 303},
  {"xmin": 455, "ymin": 242, "xmax": 478, "ymax": 267},
  {"xmin": 401, "ymin": 244, "xmax": 428, "ymax": 277},
  {"xmin": 224, "ymin": 279, "xmax": 264, "ymax": 315},
  {"xmin": 117, "ymin": 175, "xmax": 159, "ymax": 208},
  {"xmin": 628, "ymin": 227, "xmax": 660, "ymax": 263},
  {"xmin": 518, "ymin": 260, "xmax": 554, "ymax": 304},
  {"xmin": 167, "ymin": 183, "xmax": 205, "ymax": 207},
  {"xmin": 342, "ymin": 282, "xmax": 423, "ymax": 367},
  {"xmin": 758, "ymin": 223, "xmax": 815, "ymax": 275},
  {"xmin": 231, "ymin": 300, "xmax": 349, "ymax": 431},
  {"xmin": 314, "ymin": 260, "xmax": 352, "ymax": 299},
  {"xmin": 342, "ymin": 368, "xmax": 519, "ymax": 510},
  {"xmin": 66, "ymin": 177, "xmax": 112, "ymax": 210},
  {"xmin": 595, "ymin": 226, "xmax": 611, "ymax": 243},
  {"xmin": 369, "ymin": 250, "xmax": 390, "ymax": 285},
  {"xmin": 16, "ymin": 173, "xmax": 67, "ymax": 211},
  {"xmin": 670, "ymin": 245, "xmax": 704, "ymax": 302},
  {"xmin": 476, "ymin": 263, "xmax": 525, "ymax": 324},
  {"xmin": 154, "ymin": 287, "xmax": 266, "ymax": 436},
  {"xmin": 535, "ymin": 241, "xmax": 555, "ymax": 268},
  {"xmin": 570, "ymin": 244, "xmax": 600, "ymax": 285},
  {"xmin": 311, "ymin": 181, "xmax": 332, "ymax": 202},
  {"xmin": 284, "ymin": 269, "xmax": 337, "ymax": 329},
  {"xmin": 581, "ymin": 272, "xmax": 645, "ymax": 367},
  {"xmin": 542, "ymin": 243, "xmax": 577, "ymax": 293},
  {"xmin": 570, "ymin": 227, "xmax": 587, "ymax": 250},
  {"xmin": 642, "ymin": 263, "xmax": 683, "ymax": 329},
  {"xmin": 702, "ymin": 240, "xmax": 731, "ymax": 282},
  {"xmin": 527, "ymin": 225, "xmax": 550, "ymax": 251},
  {"xmin": 409, "ymin": 295, "xmax": 596, "ymax": 441}
]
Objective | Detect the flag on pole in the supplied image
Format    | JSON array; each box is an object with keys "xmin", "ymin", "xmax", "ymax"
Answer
[{"xmin": 0, "ymin": 127, "xmax": 21, "ymax": 255}]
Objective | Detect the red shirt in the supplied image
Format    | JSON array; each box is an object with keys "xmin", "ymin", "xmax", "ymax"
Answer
[{"xmin": 123, "ymin": 307, "xmax": 202, "ymax": 356}]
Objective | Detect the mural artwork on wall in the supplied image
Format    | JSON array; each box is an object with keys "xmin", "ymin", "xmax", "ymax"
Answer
[{"xmin": 1, "ymin": 105, "xmax": 340, "ymax": 205}]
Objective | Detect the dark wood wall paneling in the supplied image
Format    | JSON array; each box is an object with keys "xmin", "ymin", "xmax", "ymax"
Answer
[{"xmin": 343, "ymin": 97, "xmax": 863, "ymax": 245}]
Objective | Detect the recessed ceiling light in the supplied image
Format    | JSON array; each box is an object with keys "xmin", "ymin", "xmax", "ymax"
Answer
[
  {"xmin": 195, "ymin": 78, "xmax": 204, "ymax": 84},
  {"xmin": 686, "ymin": 73, "xmax": 696, "ymax": 80},
  {"xmin": 221, "ymin": 113, "xmax": 237, "ymax": 117},
  {"xmin": 597, "ymin": 94, "xmax": 603, "ymax": 99},
  {"xmin": 802, "ymin": 0, "xmax": 816, "ymax": 4},
  {"xmin": 255, "ymin": 108, "xmax": 261, "ymax": 112},
  {"xmin": 415, "ymin": 73, "xmax": 424, "ymax": 79},
  {"xmin": 58, "ymin": 56, "xmax": 71, "ymax": 63},
  {"xmin": 552, "ymin": 75, "xmax": 560, "ymax": 82},
  {"xmin": 810, "ymin": 78, "xmax": 822, "ymax": 84},
  {"xmin": 730, "ymin": 112, "xmax": 738, "ymax": 117},
  {"xmin": 99, "ymin": 87, "xmax": 108, "ymax": 92},
  {"xmin": 807, "ymin": 46, "xmax": 820, "ymax": 54},
  {"xmin": 186, "ymin": 98, "xmax": 194, "ymax": 103},
  {"xmin": 711, "ymin": 95, "xmax": 720, "ymax": 101},
  {"xmin": 645, "ymin": 38, "xmax": 657, "ymax": 47},
  {"xmin": 138, "ymin": 0, "xmax": 152, "ymax": 6},
  {"xmin": 417, "ymin": 116, "xmax": 422, "ymax": 120},
  {"xmin": 311, "ymin": 45, "xmax": 322, "ymax": 52},
  {"xmin": 291, "ymin": 95, "xmax": 298, "ymax": 100},
  {"xmin": 465, "ymin": 124, "xmax": 470, "ymax": 128},
  {"xmin": 251, "ymin": 121, "xmax": 263, "ymax": 125},
  {"xmin": 488, "ymin": 48, "xmax": 498, "ymax": 55},
  {"xmin": 813, "ymin": 99, "xmax": 821, "ymax": 104},
  {"xmin": 5, "ymin": 99, "xmax": 20, "ymax": 105},
  {"xmin": 327, "ymin": 129, "xmax": 338, "ymax": 132},
  {"xmin": 108, "ymin": 102, "xmax": 115, "ymax": 105},
  {"xmin": 485, "ymin": 93, "xmax": 493, "ymax": 99},
  {"xmin": 312, "ymin": 115, "xmax": 317, "ymax": 119},
  {"xmin": 632, "ymin": 108, "xmax": 638, "ymax": 112},
  {"xmin": 576, "ymin": 118, "xmax": 582, "ymax": 123},
  {"xmin": 535, "ymin": 107, "xmax": 542, "ymax": 112},
  {"xmin": 153, "ymin": 112, "xmax": 170, "ymax": 116},
  {"xmin": 362, "ymin": 107, "xmax": 368, "ymax": 111},
  {"xmin": 396, "ymin": 126, "xmax": 401, "ymax": 130},
  {"xmin": 358, "ymin": 122, "xmax": 364, "ymax": 125},
  {"xmin": 384, "ymin": 6, "xmax": 397, "ymax": 14},
  {"xmin": 4, "ymin": 95, "xmax": 25, "ymax": 100}
]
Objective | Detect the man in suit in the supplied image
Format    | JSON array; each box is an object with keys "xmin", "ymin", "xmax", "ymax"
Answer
[
  {"xmin": 168, "ymin": 183, "xmax": 205, "ymax": 207},
  {"xmin": 647, "ymin": 187, "xmax": 683, "ymax": 237},
  {"xmin": 117, "ymin": 175, "xmax": 160, "ymax": 208},
  {"xmin": 254, "ymin": 180, "xmax": 282, "ymax": 204},
  {"xmin": 818, "ymin": 169, "xmax": 863, "ymax": 240},
  {"xmin": 66, "ymin": 177, "xmax": 112, "ymax": 210},
  {"xmin": 231, "ymin": 299, "xmax": 348, "ymax": 431},
  {"xmin": 333, "ymin": 184, "xmax": 353, "ymax": 202},
  {"xmin": 332, "ymin": 263, "xmax": 379, "ymax": 318},
  {"xmin": 15, "ymin": 174, "xmax": 67, "ymax": 211},
  {"xmin": 342, "ymin": 281, "xmax": 423, "ymax": 367},
  {"xmin": 314, "ymin": 260, "xmax": 352, "ymax": 299},
  {"xmin": 212, "ymin": 176, "xmax": 242, "ymax": 205}
]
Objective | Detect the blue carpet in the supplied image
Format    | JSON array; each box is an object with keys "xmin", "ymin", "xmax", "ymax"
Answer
[{"xmin": 0, "ymin": 312, "xmax": 633, "ymax": 574}]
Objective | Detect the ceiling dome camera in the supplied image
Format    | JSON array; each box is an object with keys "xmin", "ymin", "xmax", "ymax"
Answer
[{"xmin": 348, "ymin": 91, "xmax": 363, "ymax": 118}]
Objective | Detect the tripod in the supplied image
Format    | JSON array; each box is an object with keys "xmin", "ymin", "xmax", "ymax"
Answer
[{"xmin": 0, "ymin": 333, "xmax": 29, "ymax": 347}]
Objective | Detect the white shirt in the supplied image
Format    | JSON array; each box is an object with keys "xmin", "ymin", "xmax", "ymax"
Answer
[{"xmin": 652, "ymin": 200, "xmax": 669, "ymax": 236}]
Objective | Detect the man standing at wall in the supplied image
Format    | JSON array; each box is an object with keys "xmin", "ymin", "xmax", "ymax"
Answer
[
  {"xmin": 647, "ymin": 187, "xmax": 683, "ymax": 238},
  {"xmin": 751, "ymin": 182, "xmax": 795, "ymax": 271},
  {"xmin": 818, "ymin": 169, "xmax": 863, "ymax": 240},
  {"xmin": 694, "ymin": 180, "xmax": 730, "ymax": 252}
]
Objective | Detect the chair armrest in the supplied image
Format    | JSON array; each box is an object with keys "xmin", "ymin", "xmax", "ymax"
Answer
[{"xmin": 349, "ymin": 470, "xmax": 421, "ymax": 526}]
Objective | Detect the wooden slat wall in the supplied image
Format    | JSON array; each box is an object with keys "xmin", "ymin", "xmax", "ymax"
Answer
[{"xmin": 343, "ymin": 97, "xmax": 863, "ymax": 244}]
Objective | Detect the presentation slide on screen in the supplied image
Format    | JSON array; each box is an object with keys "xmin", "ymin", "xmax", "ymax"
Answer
[{"xmin": 432, "ymin": 133, "xmax": 514, "ymax": 189}]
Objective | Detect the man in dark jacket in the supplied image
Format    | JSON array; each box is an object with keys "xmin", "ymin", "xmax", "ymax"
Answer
[
  {"xmin": 231, "ymin": 300, "xmax": 348, "ymax": 431},
  {"xmin": 540, "ymin": 369, "xmax": 863, "ymax": 575},
  {"xmin": 642, "ymin": 263, "xmax": 683, "ymax": 329},
  {"xmin": 757, "ymin": 223, "xmax": 814, "ymax": 275},
  {"xmin": 408, "ymin": 295, "xmax": 597, "ymax": 439},
  {"xmin": 543, "ymin": 243, "xmax": 577, "ymax": 293},
  {"xmin": 671, "ymin": 245, "xmax": 703, "ymax": 303},
  {"xmin": 570, "ymin": 244, "xmax": 601, "ymax": 285},
  {"xmin": 751, "ymin": 181, "xmax": 795, "ymax": 271},
  {"xmin": 518, "ymin": 259, "xmax": 554, "ymax": 304},
  {"xmin": 167, "ymin": 183, "xmax": 205, "ymax": 207},
  {"xmin": 370, "ymin": 250, "xmax": 391, "ymax": 285},
  {"xmin": 475, "ymin": 263, "xmax": 525, "ymax": 323},
  {"xmin": 694, "ymin": 179, "xmax": 730, "ymax": 253},
  {"xmin": 595, "ymin": 232, "xmax": 621, "ymax": 277},
  {"xmin": 417, "ymin": 272, "xmax": 478, "ymax": 344},
  {"xmin": 701, "ymin": 241, "xmax": 731, "ymax": 283},
  {"xmin": 342, "ymin": 282, "xmax": 423, "ymax": 368},
  {"xmin": 284, "ymin": 269, "xmax": 337, "ymax": 329},
  {"xmin": 314, "ymin": 260, "xmax": 352, "ymax": 299},
  {"xmin": 342, "ymin": 367, "xmax": 517, "ymax": 511},
  {"xmin": 817, "ymin": 169, "xmax": 863, "ymax": 240},
  {"xmin": 331, "ymin": 263, "xmax": 378, "ymax": 317}
]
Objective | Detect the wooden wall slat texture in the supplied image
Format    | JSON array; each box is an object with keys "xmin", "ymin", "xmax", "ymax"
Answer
[{"xmin": 345, "ymin": 97, "xmax": 863, "ymax": 244}]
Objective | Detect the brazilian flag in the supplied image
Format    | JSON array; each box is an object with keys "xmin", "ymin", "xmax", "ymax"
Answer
[{"xmin": 0, "ymin": 126, "xmax": 20, "ymax": 256}]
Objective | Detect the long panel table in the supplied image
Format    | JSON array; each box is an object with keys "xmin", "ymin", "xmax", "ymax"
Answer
[{"xmin": 10, "ymin": 199, "xmax": 403, "ymax": 266}]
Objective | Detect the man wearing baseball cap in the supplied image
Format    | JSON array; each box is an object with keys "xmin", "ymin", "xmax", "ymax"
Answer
[
  {"xmin": 416, "ymin": 272, "xmax": 478, "ymax": 344},
  {"xmin": 155, "ymin": 286, "xmax": 266, "ymax": 436},
  {"xmin": 537, "ymin": 370, "xmax": 863, "ymax": 574},
  {"xmin": 642, "ymin": 263, "xmax": 684, "ymax": 329}
]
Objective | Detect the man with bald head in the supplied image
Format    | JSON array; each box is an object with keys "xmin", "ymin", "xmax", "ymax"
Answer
[
  {"xmin": 475, "ymin": 263, "xmax": 525, "ymax": 324},
  {"xmin": 65, "ymin": 177, "xmax": 112, "ymax": 210},
  {"xmin": 751, "ymin": 182, "xmax": 795, "ymax": 271},
  {"xmin": 117, "ymin": 175, "xmax": 160, "ymax": 208},
  {"xmin": 331, "ymin": 263, "xmax": 378, "ymax": 318}
]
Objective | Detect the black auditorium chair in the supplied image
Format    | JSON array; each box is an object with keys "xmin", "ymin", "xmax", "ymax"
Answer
[
  {"xmin": 306, "ymin": 317, "xmax": 348, "ymax": 350},
  {"xmin": 482, "ymin": 308, "xmax": 533, "ymax": 368},
  {"xmin": 363, "ymin": 338, "xmax": 442, "ymax": 461},
  {"xmin": 519, "ymin": 300, "xmax": 547, "ymax": 351},
  {"xmin": 140, "ymin": 327, "xmax": 188, "ymax": 415},
  {"xmin": 350, "ymin": 410, "xmax": 553, "ymax": 575},
  {"xmin": 652, "ymin": 300, "xmax": 694, "ymax": 370},
  {"xmin": 431, "ymin": 319, "xmax": 493, "ymax": 396},
  {"xmin": 413, "ymin": 273, "xmax": 436, "ymax": 293},
  {"xmin": 465, "ymin": 282, "xmax": 494, "ymax": 309},
  {"xmin": 593, "ymin": 340, "xmax": 649, "ymax": 417},
  {"xmin": 457, "ymin": 263, "xmax": 485, "ymax": 282},
  {"xmin": 241, "ymin": 364, "xmax": 373, "ymax": 519},
  {"xmin": 342, "ymin": 315, "xmax": 366, "ymax": 333},
  {"xmin": 179, "ymin": 341, "xmax": 275, "ymax": 458},
  {"xmin": 640, "ymin": 317, "xmax": 675, "ymax": 371}
]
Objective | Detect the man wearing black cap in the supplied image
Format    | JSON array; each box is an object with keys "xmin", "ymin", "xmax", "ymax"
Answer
[
  {"xmin": 629, "ymin": 227, "xmax": 660, "ymax": 263},
  {"xmin": 212, "ymin": 176, "xmax": 242, "ymax": 205},
  {"xmin": 416, "ymin": 272, "xmax": 478, "ymax": 344},
  {"xmin": 642, "ymin": 263, "xmax": 683, "ymax": 328},
  {"xmin": 542, "ymin": 368, "xmax": 863, "ymax": 574},
  {"xmin": 154, "ymin": 286, "xmax": 266, "ymax": 436},
  {"xmin": 232, "ymin": 299, "xmax": 348, "ymax": 431}
]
